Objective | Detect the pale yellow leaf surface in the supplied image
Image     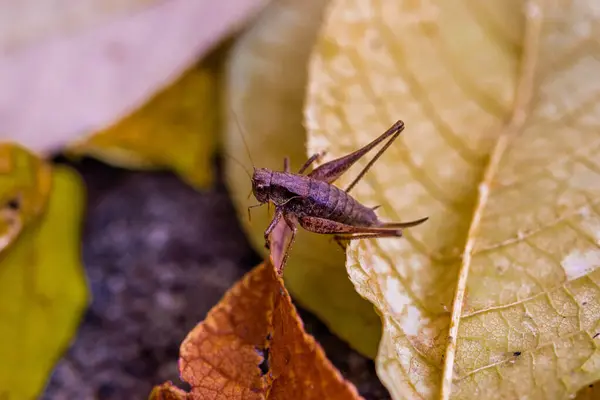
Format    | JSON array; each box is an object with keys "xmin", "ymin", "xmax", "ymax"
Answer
[
  {"xmin": 307, "ymin": 0, "xmax": 600, "ymax": 399},
  {"xmin": 68, "ymin": 57, "xmax": 220, "ymax": 188},
  {"xmin": 223, "ymin": 0, "xmax": 382, "ymax": 357},
  {"xmin": 0, "ymin": 147, "xmax": 88, "ymax": 399}
]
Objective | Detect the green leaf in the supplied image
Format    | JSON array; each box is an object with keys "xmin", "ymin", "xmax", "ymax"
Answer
[{"xmin": 0, "ymin": 146, "xmax": 88, "ymax": 399}]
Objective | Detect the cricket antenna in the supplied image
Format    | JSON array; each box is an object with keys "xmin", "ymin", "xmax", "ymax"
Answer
[
  {"xmin": 230, "ymin": 107, "xmax": 256, "ymax": 169},
  {"xmin": 222, "ymin": 152, "xmax": 253, "ymax": 181}
]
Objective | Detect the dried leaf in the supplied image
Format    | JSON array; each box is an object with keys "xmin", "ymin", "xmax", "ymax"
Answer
[
  {"xmin": 306, "ymin": 0, "xmax": 600, "ymax": 399},
  {"xmin": 149, "ymin": 382, "xmax": 188, "ymax": 400},
  {"xmin": 574, "ymin": 382, "xmax": 600, "ymax": 400},
  {"xmin": 152, "ymin": 253, "xmax": 362, "ymax": 399},
  {"xmin": 0, "ymin": 147, "xmax": 88, "ymax": 399},
  {"xmin": 223, "ymin": 0, "xmax": 381, "ymax": 358},
  {"xmin": 68, "ymin": 56, "xmax": 221, "ymax": 188},
  {"xmin": 0, "ymin": 0, "xmax": 270, "ymax": 155}
]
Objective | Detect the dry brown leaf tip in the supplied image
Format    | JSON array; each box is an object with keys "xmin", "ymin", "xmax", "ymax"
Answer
[
  {"xmin": 150, "ymin": 382, "xmax": 188, "ymax": 400},
  {"xmin": 153, "ymin": 225, "xmax": 363, "ymax": 400},
  {"xmin": 181, "ymin": 260, "xmax": 362, "ymax": 399}
]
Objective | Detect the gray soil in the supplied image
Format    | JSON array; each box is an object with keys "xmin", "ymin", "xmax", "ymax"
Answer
[{"xmin": 41, "ymin": 156, "xmax": 390, "ymax": 400}]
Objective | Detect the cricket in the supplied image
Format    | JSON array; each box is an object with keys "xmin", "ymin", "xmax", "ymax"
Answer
[{"xmin": 246, "ymin": 120, "xmax": 429, "ymax": 268}]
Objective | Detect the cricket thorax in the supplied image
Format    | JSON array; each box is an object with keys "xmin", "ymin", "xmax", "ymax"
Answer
[{"xmin": 266, "ymin": 171, "xmax": 310, "ymax": 204}]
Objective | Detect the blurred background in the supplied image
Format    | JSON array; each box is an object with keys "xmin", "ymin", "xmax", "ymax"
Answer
[{"xmin": 0, "ymin": 1, "xmax": 389, "ymax": 399}]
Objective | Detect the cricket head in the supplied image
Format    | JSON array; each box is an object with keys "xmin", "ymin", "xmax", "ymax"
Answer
[{"xmin": 251, "ymin": 167, "xmax": 272, "ymax": 203}]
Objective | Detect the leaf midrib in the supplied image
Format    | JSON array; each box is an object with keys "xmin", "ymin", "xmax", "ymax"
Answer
[{"xmin": 438, "ymin": 1, "xmax": 544, "ymax": 399}]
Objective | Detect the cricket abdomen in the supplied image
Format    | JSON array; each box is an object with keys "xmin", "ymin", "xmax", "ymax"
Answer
[{"xmin": 294, "ymin": 176, "xmax": 379, "ymax": 227}]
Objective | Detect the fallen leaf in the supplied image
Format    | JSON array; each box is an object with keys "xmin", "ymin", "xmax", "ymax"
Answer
[
  {"xmin": 0, "ymin": 0, "xmax": 270, "ymax": 155},
  {"xmin": 151, "ymin": 231, "xmax": 363, "ymax": 399},
  {"xmin": 0, "ymin": 148, "xmax": 88, "ymax": 399},
  {"xmin": 0, "ymin": 1, "xmax": 159, "ymax": 51},
  {"xmin": 222, "ymin": 0, "xmax": 381, "ymax": 358},
  {"xmin": 0, "ymin": 144, "xmax": 53, "ymax": 249},
  {"xmin": 149, "ymin": 382, "xmax": 188, "ymax": 400},
  {"xmin": 306, "ymin": 0, "xmax": 600, "ymax": 399},
  {"xmin": 574, "ymin": 382, "xmax": 600, "ymax": 400},
  {"xmin": 67, "ymin": 51, "xmax": 222, "ymax": 188}
]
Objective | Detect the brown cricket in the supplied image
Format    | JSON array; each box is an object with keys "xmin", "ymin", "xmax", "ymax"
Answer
[{"xmin": 249, "ymin": 120, "xmax": 428, "ymax": 267}]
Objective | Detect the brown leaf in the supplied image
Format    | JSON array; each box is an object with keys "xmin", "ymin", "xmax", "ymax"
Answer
[
  {"xmin": 574, "ymin": 382, "xmax": 600, "ymax": 400},
  {"xmin": 152, "ymin": 250, "xmax": 362, "ymax": 399},
  {"xmin": 149, "ymin": 382, "xmax": 188, "ymax": 400}
]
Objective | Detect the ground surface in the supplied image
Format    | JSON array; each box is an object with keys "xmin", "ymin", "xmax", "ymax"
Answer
[{"xmin": 42, "ymin": 157, "xmax": 390, "ymax": 400}]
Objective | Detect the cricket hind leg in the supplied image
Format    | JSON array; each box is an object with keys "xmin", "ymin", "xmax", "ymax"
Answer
[
  {"xmin": 343, "ymin": 122, "xmax": 405, "ymax": 194},
  {"xmin": 307, "ymin": 120, "xmax": 405, "ymax": 188},
  {"xmin": 298, "ymin": 216, "xmax": 404, "ymax": 235},
  {"xmin": 332, "ymin": 217, "xmax": 428, "ymax": 249}
]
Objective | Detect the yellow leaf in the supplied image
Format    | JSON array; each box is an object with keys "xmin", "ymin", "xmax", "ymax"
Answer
[
  {"xmin": 0, "ymin": 149, "xmax": 88, "ymax": 399},
  {"xmin": 0, "ymin": 144, "xmax": 52, "ymax": 247},
  {"xmin": 307, "ymin": 0, "xmax": 600, "ymax": 399},
  {"xmin": 67, "ymin": 55, "xmax": 221, "ymax": 188},
  {"xmin": 222, "ymin": 0, "xmax": 381, "ymax": 358}
]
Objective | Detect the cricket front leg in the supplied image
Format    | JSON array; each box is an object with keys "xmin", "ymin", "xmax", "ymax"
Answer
[
  {"xmin": 264, "ymin": 207, "xmax": 284, "ymax": 250},
  {"xmin": 278, "ymin": 213, "xmax": 298, "ymax": 271}
]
